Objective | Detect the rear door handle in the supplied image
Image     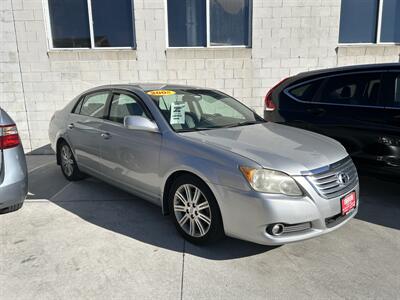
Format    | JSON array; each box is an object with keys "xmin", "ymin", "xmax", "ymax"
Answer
[
  {"xmin": 101, "ymin": 132, "xmax": 111, "ymax": 139},
  {"xmin": 307, "ymin": 108, "xmax": 326, "ymax": 116},
  {"xmin": 67, "ymin": 123, "xmax": 75, "ymax": 129}
]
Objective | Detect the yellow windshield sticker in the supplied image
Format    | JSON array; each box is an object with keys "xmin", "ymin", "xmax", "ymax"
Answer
[{"xmin": 147, "ymin": 90, "xmax": 176, "ymax": 96}]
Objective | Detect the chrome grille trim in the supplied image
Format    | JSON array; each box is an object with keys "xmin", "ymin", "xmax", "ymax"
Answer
[
  {"xmin": 306, "ymin": 157, "xmax": 359, "ymax": 199},
  {"xmin": 283, "ymin": 222, "xmax": 311, "ymax": 233}
]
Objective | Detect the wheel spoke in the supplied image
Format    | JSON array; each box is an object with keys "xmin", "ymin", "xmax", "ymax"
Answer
[
  {"xmin": 192, "ymin": 188, "xmax": 201, "ymax": 205},
  {"xmin": 184, "ymin": 185, "xmax": 192, "ymax": 202},
  {"xmin": 175, "ymin": 191, "xmax": 188, "ymax": 205},
  {"xmin": 198, "ymin": 213, "xmax": 211, "ymax": 225},
  {"xmin": 67, "ymin": 165, "xmax": 73, "ymax": 175},
  {"xmin": 194, "ymin": 218, "xmax": 205, "ymax": 236},
  {"xmin": 197, "ymin": 201, "xmax": 210, "ymax": 211},
  {"xmin": 189, "ymin": 218, "xmax": 195, "ymax": 236},
  {"xmin": 179, "ymin": 214, "xmax": 190, "ymax": 226},
  {"xmin": 174, "ymin": 204, "xmax": 186, "ymax": 212}
]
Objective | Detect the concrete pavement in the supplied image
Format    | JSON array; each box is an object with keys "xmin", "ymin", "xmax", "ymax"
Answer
[{"xmin": 1, "ymin": 155, "xmax": 399, "ymax": 299}]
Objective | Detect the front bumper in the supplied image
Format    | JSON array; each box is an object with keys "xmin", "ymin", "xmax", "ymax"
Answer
[
  {"xmin": 0, "ymin": 146, "xmax": 28, "ymax": 210},
  {"xmin": 212, "ymin": 176, "xmax": 359, "ymax": 246}
]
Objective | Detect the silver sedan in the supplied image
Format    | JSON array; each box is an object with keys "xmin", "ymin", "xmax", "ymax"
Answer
[
  {"xmin": 0, "ymin": 108, "xmax": 28, "ymax": 214},
  {"xmin": 49, "ymin": 84, "xmax": 359, "ymax": 245}
]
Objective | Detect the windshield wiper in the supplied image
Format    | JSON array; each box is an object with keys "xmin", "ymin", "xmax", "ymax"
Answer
[
  {"xmin": 222, "ymin": 120, "xmax": 265, "ymax": 128},
  {"xmin": 176, "ymin": 127, "xmax": 215, "ymax": 132},
  {"xmin": 176, "ymin": 121, "xmax": 265, "ymax": 132}
]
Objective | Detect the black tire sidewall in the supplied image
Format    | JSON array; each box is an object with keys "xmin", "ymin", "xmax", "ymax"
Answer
[
  {"xmin": 0, "ymin": 203, "xmax": 23, "ymax": 214},
  {"xmin": 168, "ymin": 175, "xmax": 224, "ymax": 245}
]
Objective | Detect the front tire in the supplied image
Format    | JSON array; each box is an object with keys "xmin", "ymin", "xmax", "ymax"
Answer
[
  {"xmin": 0, "ymin": 203, "xmax": 23, "ymax": 214},
  {"xmin": 169, "ymin": 175, "xmax": 224, "ymax": 245},
  {"xmin": 58, "ymin": 142, "xmax": 84, "ymax": 181}
]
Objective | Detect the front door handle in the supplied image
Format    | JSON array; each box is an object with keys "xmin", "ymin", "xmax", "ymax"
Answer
[
  {"xmin": 67, "ymin": 123, "xmax": 75, "ymax": 129},
  {"xmin": 101, "ymin": 132, "xmax": 111, "ymax": 139}
]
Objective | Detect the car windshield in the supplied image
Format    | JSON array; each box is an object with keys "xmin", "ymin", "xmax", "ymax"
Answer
[{"xmin": 148, "ymin": 89, "xmax": 265, "ymax": 132}]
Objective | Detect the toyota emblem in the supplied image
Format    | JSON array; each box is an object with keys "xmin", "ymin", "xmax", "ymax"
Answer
[{"xmin": 337, "ymin": 172, "xmax": 350, "ymax": 186}]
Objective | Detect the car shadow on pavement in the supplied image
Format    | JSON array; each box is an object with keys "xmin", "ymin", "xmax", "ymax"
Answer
[
  {"xmin": 27, "ymin": 158, "xmax": 275, "ymax": 260},
  {"xmin": 27, "ymin": 157, "xmax": 400, "ymax": 260},
  {"xmin": 355, "ymin": 173, "xmax": 400, "ymax": 231}
]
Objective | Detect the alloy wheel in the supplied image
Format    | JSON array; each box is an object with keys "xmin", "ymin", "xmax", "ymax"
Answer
[
  {"xmin": 173, "ymin": 184, "xmax": 212, "ymax": 238},
  {"xmin": 61, "ymin": 145, "xmax": 74, "ymax": 177}
]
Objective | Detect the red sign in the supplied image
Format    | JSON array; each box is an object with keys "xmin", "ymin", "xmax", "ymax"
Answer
[{"xmin": 341, "ymin": 191, "xmax": 356, "ymax": 215}]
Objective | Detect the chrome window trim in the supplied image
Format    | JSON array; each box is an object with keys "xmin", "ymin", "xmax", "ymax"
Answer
[{"xmin": 283, "ymin": 70, "xmax": 400, "ymax": 110}]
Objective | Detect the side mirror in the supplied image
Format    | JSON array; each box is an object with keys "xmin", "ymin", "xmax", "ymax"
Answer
[{"xmin": 123, "ymin": 116, "xmax": 159, "ymax": 133}]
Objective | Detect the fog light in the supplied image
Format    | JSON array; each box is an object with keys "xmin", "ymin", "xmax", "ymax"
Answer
[{"xmin": 270, "ymin": 224, "xmax": 284, "ymax": 236}]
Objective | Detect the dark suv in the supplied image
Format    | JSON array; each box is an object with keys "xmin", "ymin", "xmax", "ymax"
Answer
[{"xmin": 264, "ymin": 63, "xmax": 400, "ymax": 176}]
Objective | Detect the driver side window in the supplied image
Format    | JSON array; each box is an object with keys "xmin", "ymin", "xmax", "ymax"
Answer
[{"xmin": 109, "ymin": 93, "xmax": 149, "ymax": 124}]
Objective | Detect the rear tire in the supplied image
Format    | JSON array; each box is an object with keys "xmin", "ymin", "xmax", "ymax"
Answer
[
  {"xmin": 58, "ymin": 142, "xmax": 85, "ymax": 181},
  {"xmin": 169, "ymin": 175, "xmax": 225, "ymax": 245},
  {"xmin": 0, "ymin": 203, "xmax": 23, "ymax": 214}
]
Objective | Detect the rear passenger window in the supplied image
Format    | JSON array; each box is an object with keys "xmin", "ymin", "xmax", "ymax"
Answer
[
  {"xmin": 80, "ymin": 92, "xmax": 109, "ymax": 118},
  {"xmin": 320, "ymin": 73, "xmax": 382, "ymax": 106},
  {"xmin": 289, "ymin": 80, "xmax": 322, "ymax": 101}
]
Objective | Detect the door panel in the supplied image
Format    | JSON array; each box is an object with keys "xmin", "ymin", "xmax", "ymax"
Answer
[
  {"xmin": 67, "ymin": 91, "xmax": 110, "ymax": 172},
  {"xmin": 382, "ymin": 72, "xmax": 400, "ymax": 168},
  {"xmin": 308, "ymin": 72, "xmax": 389, "ymax": 166},
  {"xmin": 98, "ymin": 92, "xmax": 162, "ymax": 200}
]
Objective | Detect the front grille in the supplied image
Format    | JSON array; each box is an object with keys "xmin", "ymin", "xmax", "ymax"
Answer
[{"xmin": 306, "ymin": 157, "xmax": 358, "ymax": 199}]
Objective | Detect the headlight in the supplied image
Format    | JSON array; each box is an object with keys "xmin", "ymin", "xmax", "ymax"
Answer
[{"xmin": 240, "ymin": 167, "xmax": 303, "ymax": 196}]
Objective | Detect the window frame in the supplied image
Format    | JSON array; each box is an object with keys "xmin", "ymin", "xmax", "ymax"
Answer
[
  {"xmin": 43, "ymin": 0, "xmax": 136, "ymax": 50},
  {"xmin": 164, "ymin": 0, "xmax": 252, "ymax": 49},
  {"xmin": 382, "ymin": 71, "xmax": 400, "ymax": 109},
  {"xmin": 284, "ymin": 71, "xmax": 387, "ymax": 109},
  {"xmin": 71, "ymin": 89, "xmax": 111, "ymax": 118},
  {"xmin": 339, "ymin": 0, "xmax": 400, "ymax": 46},
  {"xmin": 77, "ymin": 90, "xmax": 112, "ymax": 118}
]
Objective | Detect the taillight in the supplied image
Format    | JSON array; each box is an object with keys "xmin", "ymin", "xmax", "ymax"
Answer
[
  {"xmin": 264, "ymin": 77, "xmax": 289, "ymax": 112},
  {"xmin": 0, "ymin": 124, "xmax": 20, "ymax": 150}
]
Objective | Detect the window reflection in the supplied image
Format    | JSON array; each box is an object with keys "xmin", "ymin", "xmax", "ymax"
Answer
[{"xmin": 210, "ymin": 0, "xmax": 250, "ymax": 46}]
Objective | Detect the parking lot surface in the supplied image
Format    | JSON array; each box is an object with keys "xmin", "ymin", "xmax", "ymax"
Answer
[{"xmin": 1, "ymin": 155, "xmax": 400, "ymax": 299}]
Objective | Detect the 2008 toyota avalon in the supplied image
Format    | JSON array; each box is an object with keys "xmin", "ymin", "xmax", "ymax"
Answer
[{"xmin": 49, "ymin": 84, "xmax": 359, "ymax": 245}]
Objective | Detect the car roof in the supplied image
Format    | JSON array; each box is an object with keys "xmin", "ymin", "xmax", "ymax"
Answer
[
  {"xmin": 85, "ymin": 83, "xmax": 205, "ymax": 94},
  {"xmin": 295, "ymin": 63, "xmax": 400, "ymax": 80}
]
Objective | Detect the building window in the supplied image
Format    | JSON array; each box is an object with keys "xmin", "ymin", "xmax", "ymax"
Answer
[
  {"xmin": 47, "ymin": 0, "xmax": 135, "ymax": 49},
  {"xmin": 167, "ymin": 0, "xmax": 252, "ymax": 48},
  {"xmin": 339, "ymin": 0, "xmax": 400, "ymax": 44},
  {"xmin": 380, "ymin": 0, "xmax": 400, "ymax": 43}
]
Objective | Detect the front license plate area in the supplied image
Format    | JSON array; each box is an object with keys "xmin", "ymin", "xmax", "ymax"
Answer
[{"xmin": 341, "ymin": 191, "xmax": 356, "ymax": 215}]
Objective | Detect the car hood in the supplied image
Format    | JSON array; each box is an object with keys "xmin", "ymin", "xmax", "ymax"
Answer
[{"xmin": 181, "ymin": 123, "xmax": 348, "ymax": 175}]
